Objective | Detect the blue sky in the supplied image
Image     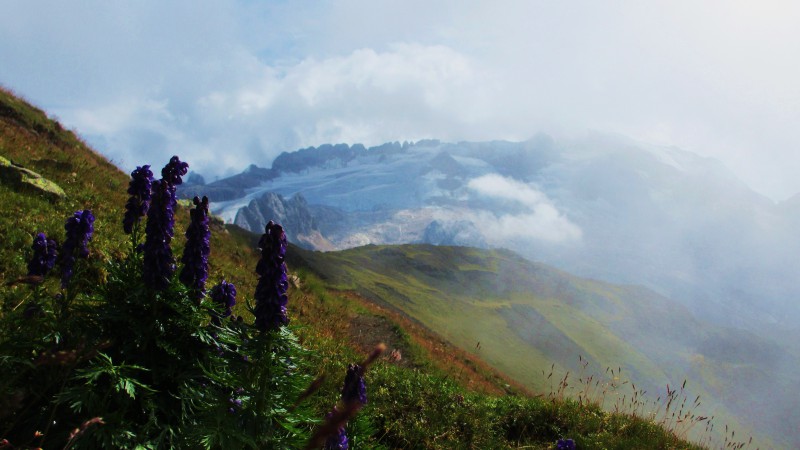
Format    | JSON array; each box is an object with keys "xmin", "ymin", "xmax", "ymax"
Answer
[{"xmin": 2, "ymin": 0, "xmax": 799, "ymax": 200}]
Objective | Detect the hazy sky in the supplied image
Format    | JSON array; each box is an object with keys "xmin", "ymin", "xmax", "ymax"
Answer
[{"xmin": 2, "ymin": 0, "xmax": 799, "ymax": 200}]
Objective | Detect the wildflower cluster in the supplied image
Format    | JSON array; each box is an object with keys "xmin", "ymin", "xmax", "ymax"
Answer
[
  {"xmin": 26, "ymin": 232, "xmax": 57, "ymax": 277},
  {"xmin": 557, "ymin": 438, "xmax": 576, "ymax": 450},
  {"xmin": 142, "ymin": 156, "xmax": 187, "ymax": 290},
  {"xmin": 324, "ymin": 409, "xmax": 349, "ymax": 450},
  {"xmin": 60, "ymin": 209, "xmax": 94, "ymax": 288},
  {"xmin": 122, "ymin": 165, "xmax": 153, "ymax": 234},
  {"xmin": 313, "ymin": 346, "xmax": 383, "ymax": 450},
  {"xmin": 210, "ymin": 279, "xmax": 236, "ymax": 325},
  {"xmin": 342, "ymin": 364, "xmax": 368, "ymax": 405},
  {"xmin": 179, "ymin": 195, "xmax": 210, "ymax": 298},
  {"xmin": 1, "ymin": 155, "xmax": 314, "ymax": 449},
  {"xmin": 254, "ymin": 220, "xmax": 289, "ymax": 331}
]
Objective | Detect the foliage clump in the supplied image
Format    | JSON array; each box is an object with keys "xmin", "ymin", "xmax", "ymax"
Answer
[{"xmin": 0, "ymin": 156, "xmax": 315, "ymax": 449}]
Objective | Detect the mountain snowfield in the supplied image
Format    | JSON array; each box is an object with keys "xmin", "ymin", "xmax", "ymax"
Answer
[{"xmin": 182, "ymin": 133, "xmax": 800, "ymax": 334}]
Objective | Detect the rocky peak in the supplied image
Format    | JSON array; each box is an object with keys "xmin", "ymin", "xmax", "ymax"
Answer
[
  {"xmin": 234, "ymin": 192, "xmax": 322, "ymax": 248},
  {"xmin": 272, "ymin": 143, "xmax": 365, "ymax": 173}
]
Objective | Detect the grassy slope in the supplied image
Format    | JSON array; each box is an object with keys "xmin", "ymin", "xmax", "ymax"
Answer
[
  {"xmin": 0, "ymin": 86, "xmax": 259, "ymax": 304},
  {"xmin": 0, "ymin": 86, "xmax": 713, "ymax": 448},
  {"xmin": 290, "ymin": 243, "xmax": 783, "ymax": 449},
  {"xmin": 289, "ymin": 271, "xmax": 710, "ymax": 449}
]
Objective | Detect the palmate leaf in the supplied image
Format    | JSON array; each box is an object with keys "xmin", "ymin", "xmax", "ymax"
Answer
[
  {"xmin": 117, "ymin": 378, "xmax": 138, "ymax": 399},
  {"xmin": 71, "ymin": 352, "xmax": 155, "ymax": 398}
]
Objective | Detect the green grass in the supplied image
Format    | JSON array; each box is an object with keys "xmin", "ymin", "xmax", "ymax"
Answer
[
  {"xmin": 290, "ymin": 244, "xmax": 777, "ymax": 448},
  {"xmin": 288, "ymin": 269, "xmax": 705, "ymax": 449}
]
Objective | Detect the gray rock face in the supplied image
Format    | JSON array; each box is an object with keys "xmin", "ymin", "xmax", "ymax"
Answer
[
  {"xmin": 272, "ymin": 143, "xmax": 363, "ymax": 173},
  {"xmin": 0, "ymin": 155, "xmax": 66, "ymax": 201},
  {"xmin": 234, "ymin": 192, "xmax": 318, "ymax": 245}
]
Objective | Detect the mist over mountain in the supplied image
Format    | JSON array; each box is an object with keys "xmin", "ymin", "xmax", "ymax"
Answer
[{"xmin": 179, "ymin": 134, "xmax": 800, "ymax": 335}]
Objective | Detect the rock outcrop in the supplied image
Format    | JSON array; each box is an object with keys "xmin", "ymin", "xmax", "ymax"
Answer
[
  {"xmin": 0, "ymin": 155, "xmax": 66, "ymax": 201},
  {"xmin": 234, "ymin": 192, "xmax": 330, "ymax": 249}
]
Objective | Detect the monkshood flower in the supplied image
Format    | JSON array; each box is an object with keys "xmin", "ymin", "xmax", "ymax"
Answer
[
  {"xmin": 142, "ymin": 180, "xmax": 176, "ymax": 289},
  {"xmin": 161, "ymin": 155, "xmax": 189, "ymax": 185},
  {"xmin": 122, "ymin": 165, "xmax": 153, "ymax": 234},
  {"xmin": 342, "ymin": 364, "xmax": 367, "ymax": 405},
  {"xmin": 179, "ymin": 196, "xmax": 210, "ymax": 297},
  {"xmin": 557, "ymin": 438, "xmax": 576, "ymax": 450},
  {"xmin": 253, "ymin": 221, "xmax": 289, "ymax": 331},
  {"xmin": 61, "ymin": 210, "xmax": 95, "ymax": 288},
  {"xmin": 323, "ymin": 409, "xmax": 349, "ymax": 450},
  {"xmin": 27, "ymin": 232, "xmax": 58, "ymax": 277},
  {"xmin": 209, "ymin": 280, "xmax": 236, "ymax": 325},
  {"xmin": 142, "ymin": 156, "xmax": 188, "ymax": 290},
  {"xmin": 310, "ymin": 348, "xmax": 382, "ymax": 450}
]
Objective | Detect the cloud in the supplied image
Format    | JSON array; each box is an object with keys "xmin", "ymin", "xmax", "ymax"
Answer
[
  {"xmin": 467, "ymin": 174, "xmax": 582, "ymax": 244},
  {"xmin": 52, "ymin": 43, "xmax": 499, "ymax": 178},
  {"xmin": 2, "ymin": 0, "xmax": 800, "ymax": 199}
]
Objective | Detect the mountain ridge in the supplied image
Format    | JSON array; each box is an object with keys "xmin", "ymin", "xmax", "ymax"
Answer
[{"xmin": 180, "ymin": 136, "xmax": 800, "ymax": 334}]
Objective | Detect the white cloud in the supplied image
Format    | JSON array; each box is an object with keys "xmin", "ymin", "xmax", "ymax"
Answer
[
  {"xmin": 467, "ymin": 174, "xmax": 582, "ymax": 244},
  {"xmin": 53, "ymin": 43, "xmax": 498, "ymax": 177},
  {"xmin": 2, "ymin": 0, "xmax": 800, "ymax": 199},
  {"xmin": 70, "ymin": 98, "xmax": 174, "ymax": 136}
]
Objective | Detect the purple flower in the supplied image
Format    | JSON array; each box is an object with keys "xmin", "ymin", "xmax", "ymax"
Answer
[
  {"xmin": 179, "ymin": 196, "xmax": 211, "ymax": 297},
  {"xmin": 209, "ymin": 280, "xmax": 236, "ymax": 325},
  {"xmin": 27, "ymin": 233, "xmax": 58, "ymax": 277},
  {"xmin": 161, "ymin": 155, "xmax": 189, "ymax": 186},
  {"xmin": 323, "ymin": 410, "xmax": 349, "ymax": 450},
  {"xmin": 142, "ymin": 156, "xmax": 188, "ymax": 290},
  {"xmin": 122, "ymin": 165, "xmax": 153, "ymax": 234},
  {"xmin": 253, "ymin": 221, "xmax": 289, "ymax": 331},
  {"xmin": 557, "ymin": 438, "xmax": 576, "ymax": 450},
  {"xmin": 341, "ymin": 364, "xmax": 367, "ymax": 405},
  {"xmin": 142, "ymin": 180, "xmax": 176, "ymax": 289},
  {"xmin": 61, "ymin": 210, "xmax": 94, "ymax": 288}
]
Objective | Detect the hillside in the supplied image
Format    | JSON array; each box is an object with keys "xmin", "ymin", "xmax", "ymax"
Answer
[
  {"xmin": 0, "ymin": 85, "xmax": 749, "ymax": 449},
  {"xmin": 0, "ymin": 86, "xmax": 260, "ymax": 307},
  {"xmin": 290, "ymin": 243, "xmax": 792, "ymax": 448}
]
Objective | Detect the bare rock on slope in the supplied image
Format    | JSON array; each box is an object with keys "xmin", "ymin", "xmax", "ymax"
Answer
[{"xmin": 0, "ymin": 155, "xmax": 66, "ymax": 201}]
